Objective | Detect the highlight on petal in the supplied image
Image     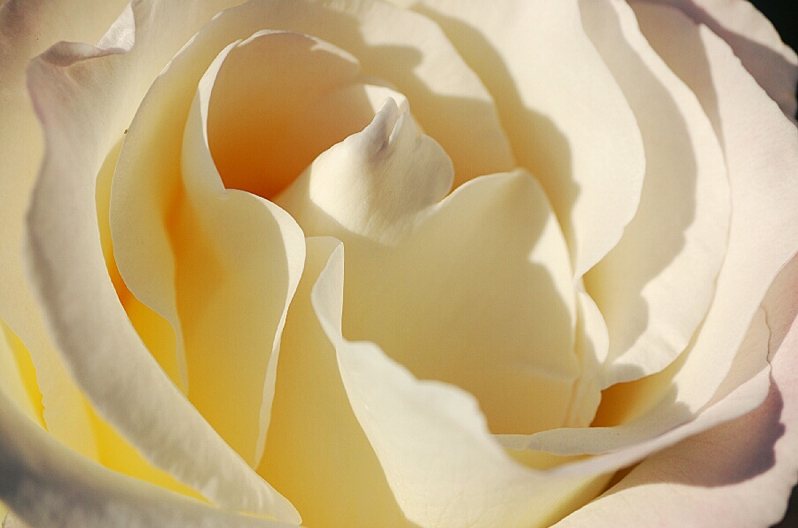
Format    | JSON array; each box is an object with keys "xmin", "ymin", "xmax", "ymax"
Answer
[
  {"xmin": 258, "ymin": 237, "xmax": 413, "ymax": 528},
  {"xmin": 580, "ymin": 0, "xmax": 729, "ymax": 387},
  {"xmin": 310, "ymin": 241, "xmax": 611, "ymax": 528},
  {"xmin": 164, "ymin": 30, "xmax": 311, "ymax": 469},
  {"xmin": 508, "ymin": 1, "xmax": 798, "ymax": 457},
  {"xmin": 0, "ymin": 389, "xmax": 297, "ymax": 528},
  {"xmin": 281, "ymin": 160, "xmax": 582, "ymax": 435},
  {"xmin": 25, "ymin": 14, "xmax": 298, "ymax": 524},
  {"xmin": 648, "ymin": 0, "xmax": 798, "ymax": 120},
  {"xmin": 276, "ymin": 95, "xmax": 453, "ymax": 245},
  {"xmin": 409, "ymin": 0, "xmax": 646, "ymax": 276},
  {"xmin": 0, "ymin": 0, "xmax": 132, "ymax": 464},
  {"xmin": 554, "ymin": 278, "xmax": 798, "ymax": 528}
]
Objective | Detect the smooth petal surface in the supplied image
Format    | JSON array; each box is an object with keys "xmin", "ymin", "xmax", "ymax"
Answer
[
  {"xmin": 580, "ymin": 0, "xmax": 729, "ymax": 386},
  {"xmin": 280, "ymin": 145, "xmax": 581, "ymax": 435},
  {"xmin": 554, "ymin": 254, "xmax": 798, "ymax": 528},
  {"xmin": 259, "ymin": 237, "xmax": 415, "ymax": 528},
  {"xmin": 275, "ymin": 96, "xmax": 453, "ymax": 245},
  {"xmin": 311, "ymin": 242, "xmax": 610, "ymax": 528},
  {"xmin": 407, "ymin": 0, "xmax": 645, "ymax": 276},
  {"xmin": 649, "ymin": 0, "xmax": 798, "ymax": 120},
  {"xmin": 173, "ymin": 31, "xmax": 307, "ymax": 467},
  {"xmin": 0, "ymin": 0, "xmax": 129, "ymax": 462},
  {"xmin": 25, "ymin": 12, "xmax": 298, "ymax": 523},
  {"xmin": 0, "ymin": 389, "xmax": 297, "ymax": 528},
  {"xmin": 506, "ymin": 2, "xmax": 798, "ymax": 455}
]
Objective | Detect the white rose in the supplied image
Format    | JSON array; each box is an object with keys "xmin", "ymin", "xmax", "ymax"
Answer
[{"xmin": 1, "ymin": 1, "xmax": 797, "ymax": 527}]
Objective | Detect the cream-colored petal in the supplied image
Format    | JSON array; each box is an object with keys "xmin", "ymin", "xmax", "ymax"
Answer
[
  {"xmin": 283, "ymin": 159, "xmax": 580, "ymax": 435},
  {"xmin": 259, "ymin": 237, "xmax": 415, "ymax": 528},
  {"xmin": 26, "ymin": 26, "xmax": 298, "ymax": 525},
  {"xmin": 0, "ymin": 389, "xmax": 298, "ymax": 528},
  {"xmin": 173, "ymin": 32, "xmax": 307, "ymax": 467},
  {"xmin": 311, "ymin": 243, "xmax": 610, "ymax": 528},
  {"xmin": 580, "ymin": 0, "xmax": 729, "ymax": 387},
  {"xmin": 504, "ymin": 3, "xmax": 798, "ymax": 456},
  {"xmin": 409, "ymin": 0, "xmax": 645, "ymax": 276},
  {"xmin": 0, "ymin": 0, "xmax": 130, "ymax": 463},
  {"xmin": 648, "ymin": 0, "xmax": 798, "ymax": 121},
  {"xmin": 552, "ymin": 288, "xmax": 798, "ymax": 528},
  {"xmin": 275, "ymin": 96, "xmax": 453, "ymax": 245},
  {"xmin": 0, "ymin": 321, "xmax": 42, "ymax": 427}
]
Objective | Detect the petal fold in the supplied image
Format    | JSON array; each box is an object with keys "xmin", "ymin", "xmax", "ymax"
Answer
[
  {"xmin": 0, "ymin": 389, "xmax": 297, "ymax": 528},
  {"xmin": 410, "ymin": 0, "xmax": 646, "ymax": 276},
  {"xmin": 580, "ymin": 0, "xmax": 729, "ymax": 386},
  {"xmin": 25, "ymin": 17, "xmax": 298, "ymax": 523}
]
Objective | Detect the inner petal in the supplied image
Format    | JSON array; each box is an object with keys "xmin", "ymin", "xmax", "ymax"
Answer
[
  {"xmin": 278, "ymin": 100, "xmax": 581, "ymax": 435},
  {"xmin": 207, "ymin": 30, "xmax": 393, "ymax": 199}
]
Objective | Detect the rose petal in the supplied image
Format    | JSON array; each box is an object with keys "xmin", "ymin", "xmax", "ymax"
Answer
[
  {"xmin": 275, "ymin": 96, "xmax": 454, "ymax": 245},
  {"xmin": 0, "ymin": 389, "xmax": 298, "ymax": 528},
  {"xmin": 553, "ymin": 252, "xmax": 798, "ymax": 528},
  {"xmin": 502, "ymin": 2, "xmax": 798, "ymax": 456},
  {"xmin": 0, "ymin": 321, "xmax": 42, "ymax": 427},
  {"xmin": 25, "ymin": 15, "xmax": 298, "ymax": 524},
  {"xmin": 0, "ymin": 0, "xmax": 130, "ymax": 462},
  {"xmin": 158, "ymin": 30, "xmax": 308, "ymax": 469},
  {"xmin": 282, "ymin": 133, "xmax": 581, "ymax": 435},
  {"xmin": 649, "ymin": 0, "xmax": 798, "ymax": 121},
  {"xmin": 258, "ymin": 237, "xmax": 412, "ymax": 527},
  {"xmin": 408, "ymin": 0, "xmax": 646, "ymax": 276},
  {"xmin": 580, "ymin": 0, "xmax": 729, "ymax": 387},
  {"xmin": 310, "ymin": 241, "xmax": 611, "ymax": 528}
]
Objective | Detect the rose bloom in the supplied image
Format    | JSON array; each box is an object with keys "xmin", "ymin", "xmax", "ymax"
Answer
[{"xmin": 1, "ymin": 0, "xmax": 798, "ymax": 527}]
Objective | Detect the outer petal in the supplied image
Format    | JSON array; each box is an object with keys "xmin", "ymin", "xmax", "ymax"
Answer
[
  {"xmin": 553, "ymin": 253, "xmax": 798, "ymax": 528},
  {"xmin": 511, "ymin": 1, "xmax": 798, "ymax": 456},
  {"xmin": 0, "ymin": 389, "xmax": 297, "ymax": 528},
  {"xmin": 407, "ymin": 0, "xmax": 646, "ymax": 276},
  {"xmin": 25, "ymin": 8, "xmax": 298, "ymax": 523},
  {"xmin": 647, "ymin": 0, "xmax": 798, "ymax": 120},
  {"xmin": 0, "ymin": 0, "xmax": 129, "ymax": 462},
  {"xmin": 580, "ymin": 0, "xmax": 729, "ymax": 387}
]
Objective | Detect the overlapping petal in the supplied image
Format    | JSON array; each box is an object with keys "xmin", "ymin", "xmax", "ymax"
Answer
[
  {"xmin": 554, "ymin": 253, "xmax": 798, "ymax": 528},
  {"xmin": 259, "ymin": 237, "xmax": 415, "ymax": 528},
  {"xmin": 580, "ymin": 0, "xmax": 729, "ymax": 387},
  {"xmin": 24, "ymin": 5, "xmax": 298, "ymax": 521},
  {"xmin": 403, "ymin": 0, "xmax": 646, "ymax": 277},
  {"xmin": 0, "ymin": 389, "xmax": 297, "ymax": 528},
  {"xmin": 0, "ymin": 0, "xmax": 129, "ymax": 463},
  {"xmin": 509, "ymin": 0, "xmax": 798, "ymax": 457},
  {"xmin": 648, "ymin": 0, "xmax": 798, "ymax": 121}
]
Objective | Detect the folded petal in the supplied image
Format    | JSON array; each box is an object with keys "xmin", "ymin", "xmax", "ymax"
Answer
[
  {"xmin": 259, "ymin": 237, "xmax": 413, "ymax": 527},
  {"xmin": 647, "ymin": 0, "xmax": 798, "ymax": 121},
  {"xmin": 554, "ymin": 253, "xmax": 798, "ymax": 528},
  {"xmin": 580, "ymin": 0, "xmax": 729, "ymax": 386},
  {"xmin": 0, "ymin": 389, "xmax": 298, "ymax": 528},
  {"xmin": 26, "ymin": 18, "xmax": 298, "ymax": 523},
  {"xmin": 410, "ymin": 0, "xmax": 646, "ymax": 276},
  {"xmin": 311, "ymin": 242, "xmax": 610, "ymax": 528},
  {"xmin": 0, "ymin": 0, "xmax": 130, "ymax": 462},
  {"xmin": 505, "ymin": 2, "xmax": 798, "ymax": 456}
]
